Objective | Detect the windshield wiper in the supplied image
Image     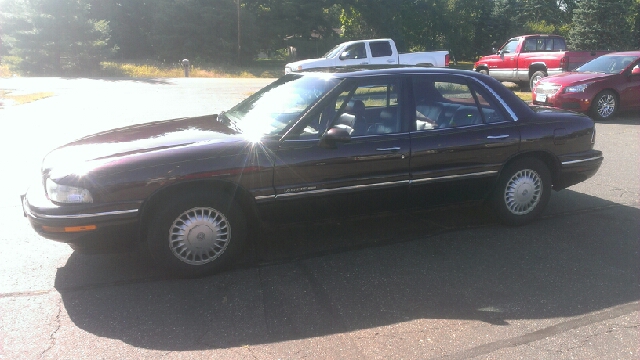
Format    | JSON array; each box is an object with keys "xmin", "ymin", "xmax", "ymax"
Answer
[
  {"xmin": 218, "ymin": 111, "xmax": 231, "ymax": 123},
  {"xmin": 218, "ymin": 111, "xmax": 242, "ymax": 133}
]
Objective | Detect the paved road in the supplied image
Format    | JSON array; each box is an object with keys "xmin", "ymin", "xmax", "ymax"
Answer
[{"xmin": 0, "ymin": 77, "xmax": 638, "ymax": 359}]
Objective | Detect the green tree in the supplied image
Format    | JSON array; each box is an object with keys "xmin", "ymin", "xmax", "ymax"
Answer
[
  {"xmin": 445, "ymin": 0, "xmax": 495, "ymax": 59},
  {"xmin": 3, "ymin": 0, "xmax": 114, "ymax": 75},
  {"xmin": 634, "ymin": 0, "xmax": 640, "ymax": 48},
  {"xmin": 396, "ymin": 0, "xmax": 449, "ymax": 52},
  {"xmin": 86, "ymin": 0, "xmax": 153, "ymax": 60},
  {"xmin": 569, "ymin": 0, "xmax": 635, "ymax": 50},
  {"xmin": 244, "ymin": 0, "xmax": 341, "ymax": 59}
]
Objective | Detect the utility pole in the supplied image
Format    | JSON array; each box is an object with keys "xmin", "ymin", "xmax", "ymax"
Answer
[{"xmin": 237, "ymin": 0, "xmax": 241, "ymax": 64}]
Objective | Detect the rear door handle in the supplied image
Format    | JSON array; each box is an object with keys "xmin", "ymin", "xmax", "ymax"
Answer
[{"xmin": 487, "ymin": 135, "xmax": 509, "ymax": 139}]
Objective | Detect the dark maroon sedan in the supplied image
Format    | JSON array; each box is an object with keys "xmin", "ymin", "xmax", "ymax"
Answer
[
  {"xmin": 22, "ymin": 67, "xmax": 603, "ymax": 276},
  {"xmin": 532, "ymin": 51, "xmax": 640, "ymax": 120}
]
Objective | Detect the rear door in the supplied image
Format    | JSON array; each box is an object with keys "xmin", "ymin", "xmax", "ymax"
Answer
[
  {"xmin": 367, "ymin": 40, "xmax": 398, "ymax": 65},
  {"xmin": 409, "ymin": 74, "xmax": 521, "ymax": 205}
]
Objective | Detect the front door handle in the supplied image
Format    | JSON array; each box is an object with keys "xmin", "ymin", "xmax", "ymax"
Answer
[{"xmin": 487, "ymin": 135, "xmax": 509, "ymax": 139}]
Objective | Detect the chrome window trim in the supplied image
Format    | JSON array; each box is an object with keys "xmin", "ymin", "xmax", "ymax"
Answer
[
  {"xmin": 255, "ymin": 171, "xmax": 498, "ymax": 200},
  {"xmin": 469, "ymin": 78, "xmax": 518, "ymax": 121},
  {"xmin": 561, "ymin": 156, "xmax": 603, "ymax": 165}
]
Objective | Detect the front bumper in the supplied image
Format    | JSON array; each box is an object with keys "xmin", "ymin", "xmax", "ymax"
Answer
[
  {"xmin": 554, "ymin": 150, "xmax": 603, "ymax": 190},
  {"xmin": 22, "ymin": 185, "xmax": 142, "ymax": 246},
  {"xmin": 532, "ymin": 91, "xmax": 593, "ymax": 113}
]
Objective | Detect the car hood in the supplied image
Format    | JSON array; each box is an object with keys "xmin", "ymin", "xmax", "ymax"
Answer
[
  {"xmin": 42, "ymin": 114, "xmax": 241, "ymax": 175},
  {"xmin": 286, "ymin": 57, "xmax": 328, "ymax": 70},
  {"xmin": 538, "ymin": 71, "xmax": 612, "ymax": 85}
]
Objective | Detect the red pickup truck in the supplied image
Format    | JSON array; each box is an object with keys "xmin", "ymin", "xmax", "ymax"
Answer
[{"xmin": 473, "ymin": 34, "xmax": 609, "ymax": 89}]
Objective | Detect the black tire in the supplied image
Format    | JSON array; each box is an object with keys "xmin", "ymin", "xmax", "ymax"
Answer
[
  {"xmin": 529, "ymin": 70, "xmax": 547, "ymax": 90},
  {"xmin": 146, "ymin": 192, "xmax": 247, "ymax": 277},
  {"xmin": 590, "ymin": 90, "xmax": 617, "ymax": 121},
  {"xmin": 478, "ymin": 69, "xmax": 489, "ymax": 76},
  {"xmin": 493, "ymin": 158, "xmax": 551, "ymax": 226}
]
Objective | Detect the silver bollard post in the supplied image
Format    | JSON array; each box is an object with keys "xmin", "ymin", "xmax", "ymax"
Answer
[{"xmin": 181, "ymin": 59, "xmax": 190, "ymax": 77}]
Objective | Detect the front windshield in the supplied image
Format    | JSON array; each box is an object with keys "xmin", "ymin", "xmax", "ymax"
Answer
[
  {"xmin": 576, "ymin": 55, "xmax": 640, "ymax": 74},
  {"xmin": 500, "ymin": 39, "xmax": 519, "ymax": 54},
  {"xmin": 324, "ymin": 44, "xmax": 344, "ymax": 58},
  {"xmin": 224, "ymin": 74, "xmax": 341, "ymax": 139}
]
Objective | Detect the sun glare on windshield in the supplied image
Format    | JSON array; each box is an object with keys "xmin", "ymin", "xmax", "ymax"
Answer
[{"xmin": 226, "ymin": 74, "xmax": 341, "ymax": 142}]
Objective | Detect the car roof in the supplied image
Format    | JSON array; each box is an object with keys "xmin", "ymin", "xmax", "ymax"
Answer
[
  {"xmin": 599, "ymin": 51, "xmax": 640, "ymax": 57},
  {"xmin": 296, "ymin": 66, "xmax": 474, "ymax": 78},
  {"xmin": 294, "ymin": 66, "xmax": 535, "ymax": 119}
]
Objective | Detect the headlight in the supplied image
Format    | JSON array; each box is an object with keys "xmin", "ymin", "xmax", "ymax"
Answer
[
  {"xmin": 564, "ymin": 83, "xmax": 590, "ymax": 93},
  {"xmin": 46, "ymin": 178, "xmax": 93, "ymax": 204}
]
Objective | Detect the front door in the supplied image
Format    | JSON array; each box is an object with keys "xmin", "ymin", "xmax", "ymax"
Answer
[
  {"xmin": 272, "ymin": 77, "xmax": 411, "ymax": 216},
  {"xmin": 490, "ymin": 38, "xmax": 520, "ymax": 81},
  {"xmin": 337, "ymin": 42, "xmax": 370, "ymax": 66},
  {"xmin": 620, "ymin": 60, "xmax": 640, "ymax": 110}
]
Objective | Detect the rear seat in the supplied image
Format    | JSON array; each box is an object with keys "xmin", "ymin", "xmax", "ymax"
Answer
[{"xmin": 448, "ymin": 106, "xmax": 482, "ymax": 127}]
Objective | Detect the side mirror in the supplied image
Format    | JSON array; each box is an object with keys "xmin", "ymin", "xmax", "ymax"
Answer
[
  {"xmin": 631, "ymin": 67, "xmax": 640, "ymax": 75},
  {"xmin": 319, "ymin": 127, "xmax": 351, "ymax": 148},
  {"xmin": 339, "ymin": 51, "xmax": 349, "ymax": 61},
  {"xmin": 492, "ymin": 48, "xmax": 497, "ymax": 54}
]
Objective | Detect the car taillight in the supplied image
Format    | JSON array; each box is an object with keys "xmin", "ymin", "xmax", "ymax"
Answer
[
  {"xmin": 445, "ymin": 54, "xmax": 450, "ymax": 67},
  {"xmin": 560, "ymin": 56, "xmax": 567, "ymax": 70}
]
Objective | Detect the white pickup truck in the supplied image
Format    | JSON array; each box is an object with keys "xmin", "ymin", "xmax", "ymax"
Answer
[{"xmin": 285, "ymin": 38, "xmax": 450, "ymax": 74}]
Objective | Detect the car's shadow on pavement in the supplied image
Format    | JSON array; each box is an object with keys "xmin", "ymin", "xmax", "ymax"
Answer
[
  {"xmin": 54, "ymin": 190, "xmax": 640, "ymax": 350},
  {"xmin": 595, "ymin": 110, "xmax": 640, "ymax": 125}
]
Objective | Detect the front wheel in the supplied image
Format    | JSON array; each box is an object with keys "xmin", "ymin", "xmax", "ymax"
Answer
[
  {"xmin": 478, "ymin": 69, "xmax": 489, "ymax": 76},
  {"xmin": 146, "ymin": 193, "xmax": 247, "ymax": 277},
  {"xmin": 590, "ymin": 90, "xmax": 617, "ymax": 121},
  {"xmin": 493, "ymin": 158, "xmax": 551, "ymax": 226},
  {"xmin": 529, "ymin": 70, "xmax": 547, "ymax": 90}
]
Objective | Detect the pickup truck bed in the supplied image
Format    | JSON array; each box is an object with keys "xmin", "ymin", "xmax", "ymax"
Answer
[{"xmin": 473, "ymin": 34, "xmax": 609, "ymax": 89}]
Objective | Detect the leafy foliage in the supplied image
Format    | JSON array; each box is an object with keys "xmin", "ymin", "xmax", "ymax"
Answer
[
  {"xmin": 569, "ymin": 0, "xmax": 635, "ymax": 50},
  {"xmin": 1, "ymin": 0, "xmax": 638, "ymax": 75},
  {"xmin": 2, "ymin": 0, "xmax": 114, "ymax": 75}
]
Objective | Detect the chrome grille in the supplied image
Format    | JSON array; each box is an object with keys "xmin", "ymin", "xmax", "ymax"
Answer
[{"xmin": 535, "ymin": 84, "xmax": 561, "ymax": 96}]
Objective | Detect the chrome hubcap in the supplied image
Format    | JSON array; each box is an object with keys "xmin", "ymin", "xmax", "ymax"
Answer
[
  {"xmin": 169, "ymin": 207, "xmax": 230, "ymax": 265},
  {"xmin": 597, "ymin": 94, "xmax": 615, "ymax": 118},
  {"xmin": 504, "ymin": 169, "xmax": 542, "ymax": 215}
]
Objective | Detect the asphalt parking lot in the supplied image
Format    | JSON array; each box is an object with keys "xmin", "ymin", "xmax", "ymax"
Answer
[{"xmin": 0, "ymin": 77, "xmax": 638, "ymax": 359}]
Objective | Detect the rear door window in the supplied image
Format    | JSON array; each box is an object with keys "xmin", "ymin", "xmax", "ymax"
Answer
[
  {"xmin": 370, "ymin": 41, "xmax": 393, "ymax": 57},
  {"xmin": 412, "ymin": 75, "xmax": 508, "ymax": 130}
]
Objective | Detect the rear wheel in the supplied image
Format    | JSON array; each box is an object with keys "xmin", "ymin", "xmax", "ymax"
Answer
[
  {"xmin": 529, "ymin": 70, "xmax": 547, "ymax": 90},
  {"xmin": 146, "ymin": 192, "xmax": 246, "ymax": 277},
  {"xmin": 590, "ymin": 90, "xmax": 617, "ymax": 121},
  {"xmin": 493, "ymin": 158, "xmax": 551, "ymax": 226}
]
